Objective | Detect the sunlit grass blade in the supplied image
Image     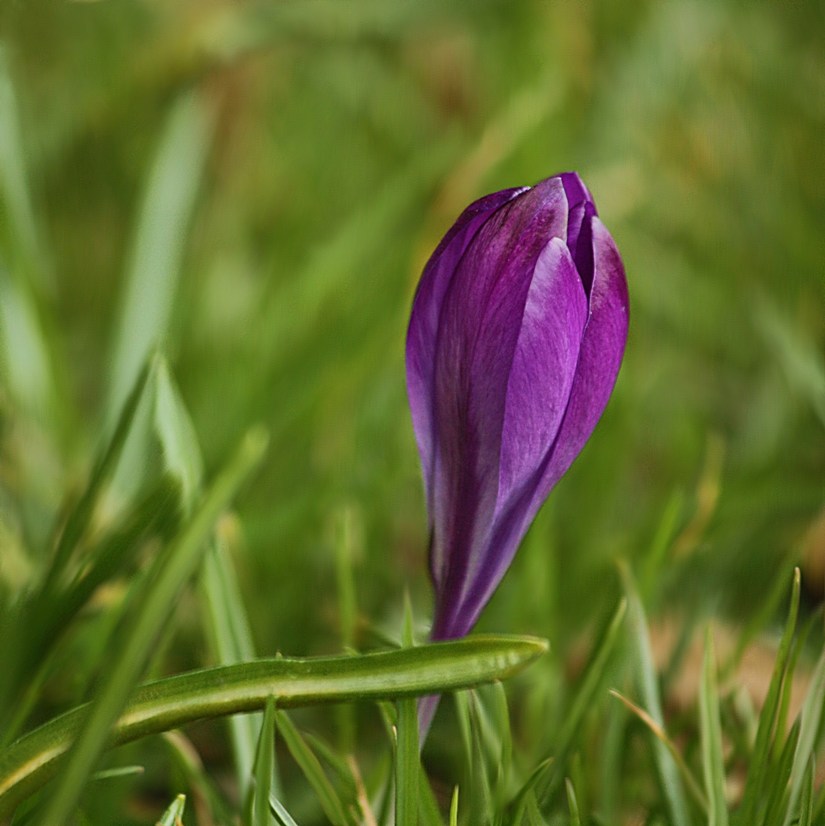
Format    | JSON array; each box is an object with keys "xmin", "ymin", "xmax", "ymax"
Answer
[
  {"xmin": 269, "ymin": 793, "xmax": 301, "ymax": 826},
  {"xmin": 157, "ymin": 793, "xmax": 186, "ymax": 826},
  {"xmin": 621, "ymin": 564, "xmax": 691, "ymax": 826},
  {"xmin": 565, "ymin": 778, "xmax": 581, "ymax": 826},
  {"xmin": 0, "ymin": 635, "xmax": 547, "ymax": 818},
  {"xmin": 34, "ymin": 428, "xmax": 268, "ymax": 824},
  {"xmin": 249, "ymin": 697, "xmax": 276, "ymax": 826},
  {"xmin": 699, "ymin": 628, "xmax": 729, "ymax": 826},
  {"xmin": 738, "ymin": 569, "xmax": 801, "ymax": 823},
  {"xmin": 106, "ymin": 91, "xmax": 212, "ymax": 426},
  {"xmin": 275, "ymin": 710, "xmax": 353, "ymax": 826},
  {"xmin": 90, "ymin": 765, "xmax": 144, "ymax": 783},
  {"xmin": 449, "ymin": 786, "xmax": 459, "ymax": 826}
]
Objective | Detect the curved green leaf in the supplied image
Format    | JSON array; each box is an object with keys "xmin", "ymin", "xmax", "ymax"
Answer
[{"xmin": 0, "ymin": 635, "xmax": 547, "ymax": 818}]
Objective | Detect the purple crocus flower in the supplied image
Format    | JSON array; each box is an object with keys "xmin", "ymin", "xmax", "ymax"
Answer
[{"xmin": 406, "ymin": 172, "xmax": 629, "ymax": 643}]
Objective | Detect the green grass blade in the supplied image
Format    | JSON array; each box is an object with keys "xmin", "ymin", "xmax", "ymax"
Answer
[
  {"xmin": 755, "ymin": 300, "xmax": 825, "ymax": 428},
  {"xmin": 468, "ymin": 691, "xmax": 493, "ymax": 826},
  {"xmin": 156, "ymin": 793, "xmax": 186, "ymax": 826},
  {"xmin": 269, "ymin": 793, "xmax": 301, "ymax": 826},
  {"xmin": 0, "ymin": 49, "xmax": 57, "ymax": 419},
  {"xmin": 781, "ymin": 644, "xmax": 825, "ymax": 826},
  {"xmin": 396, "ymin": 696, "xmax": 419, "ymax": 826},
  {"xmin": 639, "ymin": 489, "xmax": 685, "ymax": 600},
  {"xmin": 275, "ymin": 710, "xmax": 352, "ymax": 826},
  {"xmin": 610, "ymin": 689, "xmax": 707, "ymax": 811},
  {"xmin": 153, "ymin": 351, "xmax": 267, "ymax": 797},
  {"xmin": 763, "ymin": 719, "xmax": 800, "ymax": 826},
  {"xmin": 34, "ymin": 428, "xmax": 268, "ymax": 823},
  {"xmin": 449, "ymin": 787, "xmax": 459, "ymax": 826},
  {"xmin": 491, "ymin": 681, "xmax": 512, "ymax": 813},
  {"xmin": 416, "ymin": 762, "xmax": 443, "ymax": 826},
  {"xmin": 396, "ymin": 595, "xmax": 421, "ymax": 826},
  {"xmin": 599, "ymin": 689, "xmax": 628, "ymax": 822},
  {"xmin": 106, "ymin": 91, "xmax": 212, "ymax": 426},
  {"xmin": 725, "ymin": 561, "xmax": 796, "ymax": 678},
  {"xmin": 530, "ymin": 598, "xmax": 626, "ymax": 811},
  {"xmin": 90, "ymin": 765, "xmax": 144, "ymax": 782},
  {"xmin": 152, "ymin": 355, "xmax": 203, "ymax": 510},
  {"xmin": 201, "ymin": 539, "xmax": 263, "ymax": 794},
  {"xmin": 250, "ymin": 698, "xmax": 276, "ymax": 826},
  {"xmin": 0, "ymin": 266, "xmax": 55, "ymax": 419},
  {"xmin": 738, "ymin": 569, "xmax": 801, "ymax": 822},
  {"xmin": 797, "ymin": 758, "xmax": 814, "ymax": 826},
  {"xmin": 454, "ymin": 690, "xmax": 473, "ymax": 776},
  {"xmin": 0, "ymin": 635, "xmax": 547, "ymax": 817},
  {"xmin": 0, "ymin": 480, "xmax": 181, "ymax": 746},
  {"xmin": 333, "ymin": 506, "xmax": 360, "ymax": 754},
  {"xmin": 334, "ymin": 506, "xmax": 359, "ymax": 653},
  {"xmin": 0, "ymin": 358, "xmax": 160, "ymax": 737},
  {"xmin": 162, "ymin": 730, "xmax": 236, "ymax": 825},
  {"xmin": 621, "ymin": 564, "xmax": 691, "ymax": 826},
  {"xmin": 811, "ymin": 777, "xmax": 825, "ymax": 825},
  {"xmin": 45, "ymin": 357, "xmax": 153, "ymax": 588},
  {"xmin": 303, "ymin": 732, "xmax": 358, "ymax": 802},
  {"xmin": 699, "ymin": 628, "xmax": 729, "ymax": 826},
  {"xmin": 0, "ymin": 47, "xmax": 45, "ymax": 282},
  {"xmin": 565, "ymin": 778, "xmax": 581, "ymax": 826},
  {"xmin": 523, "ymin": 790, "xmax": 549, "ymax": 826}
]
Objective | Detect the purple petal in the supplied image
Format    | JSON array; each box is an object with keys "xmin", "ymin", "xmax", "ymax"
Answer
[
  {"xmin": 535, "ymin": 216, "xmax": 629, "ymax": 497},
  {"xmin": 435, "ymin": 217, "xmax": 628, "ymax": 639},
  {"xmin": 406, "ymin": 187, "xmax": 525, "ymax": 508},
  {"xmin": 431, "ymin": 237, "xmax": 588, "ymax": 639},
  {"xmin": 560, "ymin": 172, "xmax": 598, "ymax": 293},
  {"xmin": 560, "ymin": 171, "xmax": 593, "ymax": 210},
  {"xmin": 427, "ymin": 180, "xmax": 569, "ymax": 607},
  {"xmin": 497, "ymin": 239, "xmax": 588, "ymax": 507}
]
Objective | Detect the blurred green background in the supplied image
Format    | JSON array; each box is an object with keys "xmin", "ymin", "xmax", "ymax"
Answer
[{"xmin": 1, "ymin": 0, "xmax": 824, "ymax": 812}]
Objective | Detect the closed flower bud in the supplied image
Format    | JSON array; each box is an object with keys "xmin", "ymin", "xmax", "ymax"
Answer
[{"xmin": 406, "ymin": 172, "xmax": 629, "ymax": 642}]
